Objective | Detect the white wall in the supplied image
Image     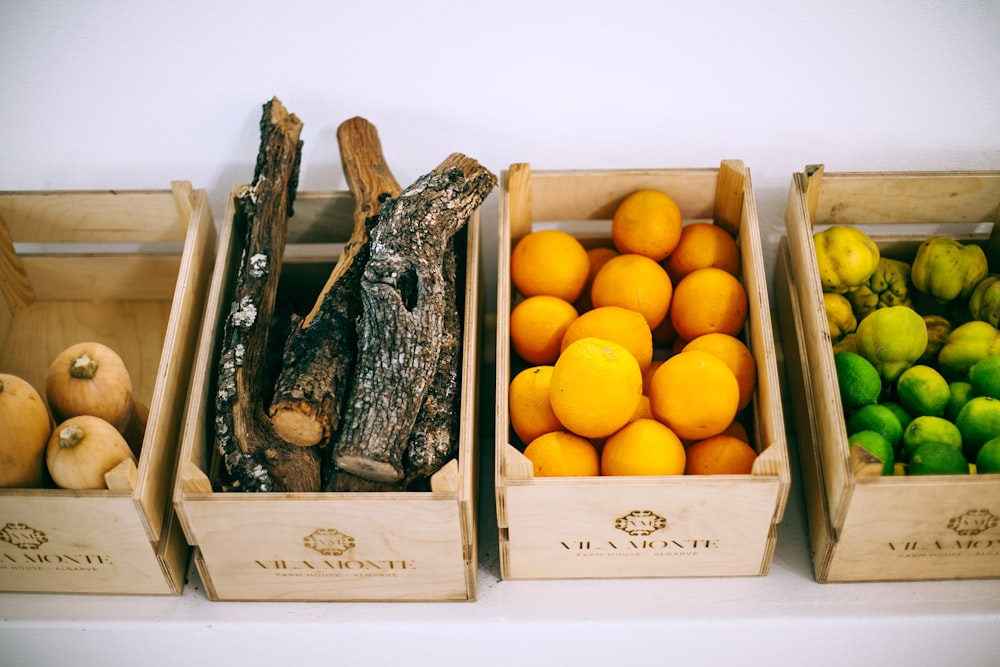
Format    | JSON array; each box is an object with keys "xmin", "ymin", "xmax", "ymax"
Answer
[{"xmin": 2, "ymin": 0, "xmax": 999, "ymax": 283}]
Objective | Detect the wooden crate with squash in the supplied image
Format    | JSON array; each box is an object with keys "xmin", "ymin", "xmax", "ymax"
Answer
[
  {"xmin": 494, "ymin": 163, "xmax": 790, "ymax": 580},
  {"xmin": 0, "ymin": 182, "xmax": 216, "ymax": 594},
  {"xmin": 775, "ymin": 165, "xmax": 1000, "ymax": 582}
]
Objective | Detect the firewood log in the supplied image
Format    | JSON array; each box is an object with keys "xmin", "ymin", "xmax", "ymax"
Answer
[
  {"xmin": 327, "ymin": 154, "xmax": 496, "ymax": 485},
  {"xmin": 213, "ymin": 97, "xmax": 322, "ymax": 493},
  {"xmin": 269, "ymin": 116, "xmax": 402, "ymax": 448}
]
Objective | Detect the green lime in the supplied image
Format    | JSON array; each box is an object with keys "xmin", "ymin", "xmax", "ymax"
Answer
[
  {"xmin": 895, "ymin": 364, "xmax": 951, "ymax": 417},
  {"xmin": 954, "ymin": 396, "xmax": 1000, "ymax": 461},
  {"xmin": 969, "ymin": 353, "xmax": 1000, "ymax": 400},
  {"xmin": 881, "ymin": 401, "xmax": 913, "ymax": 430},
  {"xmin": 901, "ymin": 415, "xmax": 963, "ymax": 462},
  {"xmin": 834, "ymin": 352, "xmax": 882, "ymax": 410},
  {"xmin": 945, "ymin": 381, "xmax": 975, "ymax": 421},
  {"xmin": 846, "ymin": 404, "xmax": 904, "ymax": 449},
  {"xmin": 847, "ymin": 430, "xmax": 895, "ymax": 476},
  {"xmin": 909, "ymin": 441, "xmax": 971, "ymax": 475},
  {"xmin": 976, "ymin": 436, "xmax": 1000, "ymax": 474}
]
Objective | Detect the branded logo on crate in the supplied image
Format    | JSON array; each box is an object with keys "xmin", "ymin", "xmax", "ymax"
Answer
[
  {"xmin": 249, "ymin": 527, "xmax": 416, "ymax": 578},
  {"xmin": 885, "ymin": 508, "xmax": 1000, "ymax": 557},
  {"xmin": 614, "ymin": 510, "xmax": 667, "ymax": 536},
  {"xmin": 0, "ymin": 522, "xmax": 114, "ymax": 572},
  {"xmin": 0, "ymin": 522, "xmax": 47, "ymax": 550},
  {"xmin": 947, "ymin": 509, "xmax": 998, "ymax": 536},
  {"xmin": 303, "ymin": 528, "xmax": 356, "ymax": 556},
  {"xmin": 558, "ymin": 510, "xmax": 721, "ymax": 557}
]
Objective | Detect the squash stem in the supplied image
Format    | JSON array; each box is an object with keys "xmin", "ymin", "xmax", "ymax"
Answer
[
  {"xmin": 59, "ymin": 424, "xmax": 85, "ymax": 448},
  {"xmin": 69, "ymin": 352, "xmax": 99, "ymax": 380}
]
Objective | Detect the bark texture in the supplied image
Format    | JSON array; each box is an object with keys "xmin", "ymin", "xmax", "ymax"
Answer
[
  {"xmin": 213, "ymin": 97, "xmax": 321, "ymax": 493},
  {"xmin": 328, "ymin": 154, "xmax": 495, "ymax": 485}
]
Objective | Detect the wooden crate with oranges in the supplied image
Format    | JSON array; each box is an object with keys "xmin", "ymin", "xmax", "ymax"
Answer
[
  {"xmin": 776, "ymin": 165, "xmax": 1000, "ymax": 583},
  {"xmin": 494, "ymin": 163, "xmax": 790, "ymax": 580}
]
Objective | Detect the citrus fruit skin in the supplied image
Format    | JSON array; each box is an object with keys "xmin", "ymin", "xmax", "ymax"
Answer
[
  {"xmin": 976, "ymin": 436, "xmax": 1000, "ymax": 474},
  {"xmin": 833, "ymin": 351, "xmax": 882, "ymax": 410},
  {"xmin": 590, "ymin": 253, "xmax": 673, "ymax": 329},
  {"xmin": 523, "ymin": 431, "xmax": 600, "ymax": 477},
  {"xmin": 902, "ymin": 415, "xmax": 963, "ymax": 462},
  {"xmin": 682, "ymin": 333, "xmax": 757, "ymax": 411},
  {"xmin": 669, "ymin": 267, "xmax": 748, "ymax": 341},
  {"xmin": 946, "ymin": 381, "xmax": 975, "ymax": 421},
  {"xmin": 936, "ymin": 321, "xmax": 1000, "ymax": 380},
  {"xmin": 908, "ymin": 441, "xmax": 971, "ymax": 476},
  {"xmin": 600, "ymin": 419, "xmax": 685, "ymax": 476},
  {"xmin": 684, "ymin": 434, "xmax": 758, "ymax": 475},
  {"xmin": 510, "ymin": 229, "xmax": 590, "ymax": 302},
  {"xmin": 954, "ymin": 396, "xmax": 1000, "ymax": 461},
  {"xmin": 895, "ymin": 364, "xmax": 951, "ymax": 417},
  {"xmin": 509, "ymin": 366, "xmax": 563, "ymax": 446},
  {"xmin": 549, "ymin": 337, "xmax": 643, "ymax": 439},
  {"xmin": 848, "ymin": 430, "xmax": 895, "ymax": 476},
  {"xmin": 611, "ymin": 189, "xmax": 683, "ymax": 261},
  {"xmin": 648, "ymin": 349, "xmax": 740, "ymax": 441},
  {"xmin": 664, "ymin": 222, "xmax": 741, "ymax": 282},
  {"xmin": 846, "ymin": 404, "xmax": 904, "ymax": 450},
  {"xmin": 561, "ymin": 306, "xmax": 653, "ymax": 372},
  {"xmin": 509, "ymin": 295, "xmax": 579, "ymax": 365},
  {"xmin": 968, "ymin": 353, "xmax": 1000, "ymax": 400},
  {"xmin": 574, "ymin": 247, "xmax": 619, "ymax": 312}
]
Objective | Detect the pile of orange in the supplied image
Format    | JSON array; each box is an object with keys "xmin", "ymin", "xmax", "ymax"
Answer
[{"xmin": 509, "ymin": 189, "xmax": 759, "ymax": 478}]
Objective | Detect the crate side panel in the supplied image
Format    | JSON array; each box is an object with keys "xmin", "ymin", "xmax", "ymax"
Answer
[
  {"xmin": 529, "ymin": 169, "xmax": 718, "ymax": 222},
  {"xmin": 826, "ymin": 479, "xmax": 1000, "ymax": 582},
  {"xmin": 20, "ymin": 255, "xmax": 181, "ymax": 301},
  {"xmin": 813, "ymin": 172, "xmax": 1000, "ymax": 225},
  {"xmin": 183, "ymin": 497, "xmax": 469, "ymax": 601},
  {"xmin": 0, "ymin": 191, "xmax": 184, "ymax": 243},
  {"xmin": 503, "ymin": 479, "xmax": 780, "ymax": 580},
  {"xmin": 0, "ymin": 495, "xmax": 173, "ymax": 594}
]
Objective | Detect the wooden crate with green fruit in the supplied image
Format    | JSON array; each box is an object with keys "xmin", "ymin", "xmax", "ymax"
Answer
[{"xmin": 777, "ymin": 164, "xmax": 1000, "ymax": 582}]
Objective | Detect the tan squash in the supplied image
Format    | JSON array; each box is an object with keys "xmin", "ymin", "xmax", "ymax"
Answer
[
  {"xmin": 46, "ymin": 415, "xmax": 136, "ymax": 490},
  {"xmin": 0, "ymin": 373, "xmax": 53, "ymax": 487},
  {"xmin": 45, "ymin": 342, "xmax": 146, "ymax": 457}
]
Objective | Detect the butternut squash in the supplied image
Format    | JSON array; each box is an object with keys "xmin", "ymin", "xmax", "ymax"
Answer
[
  {"xmin": 0, "ymin": 373, "xmax": 53, "ymax": 487},
  {"xmin": 45, "ymin": 342, "xmax": 146, "ymax": 457},
  {"xmin": 46, "ymin": 415, "xmax": 135, "ymax": 490}
]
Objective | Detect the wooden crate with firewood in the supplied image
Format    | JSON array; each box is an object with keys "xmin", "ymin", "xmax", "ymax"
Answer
[{"xmin": 173, "ymin": 105, "xmax": 488, "ymax": 601}]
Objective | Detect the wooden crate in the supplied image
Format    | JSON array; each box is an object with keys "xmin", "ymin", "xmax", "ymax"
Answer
[
  {"xmin": 173, "ymin": 187, "xmax": 481, "ymax": 602},
  {"xmin": 494, "ymin": 163, "xmax": 790, "ymax": 580},
  {"xmin": 0, "ymin": 182, "xmax": 216, "ymax": 594},
  {"xmin": 776, "ymin": 165, "xmax": 1000, "ymax": 582}
]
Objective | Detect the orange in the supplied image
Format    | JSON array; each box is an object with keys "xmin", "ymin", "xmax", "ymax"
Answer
[
  {"xmin": 509, "ymin": 366, "xmax": 563, "ymax": 445},
  {"xmin": 719, "ymin": 418, "xmax": 751, "ymax": 444},
  {"xmin": 664, "ymin": 222, "xmax": 741, "ymax": 282},
  {"xmin": 561, "ymin": 306, "xmax": 653, "ymax": 371},
  {"xmin": 510, "ymin": 229, "xmax": 590, "ymax": 302},
  {"xmin": 669, "ymin": 267, "xmax": 748, "ymax": 341},
  {"xmin": 601, "ymin": 418, "xmax": 686, "ymax": 476},
  {"xmin": 590, "ymin": 253, "xmax": 673, "ymax": 329},
  {"xmin": 574, "ymin": 246, "xmax": 619, "ymax": 312},
  {"xmin": 628, "ymin": 395, "xmax": 654, "ymax": 423},
  {"xmin": 523, "ymin": 431, "xmax": 600, "ymax": 477},
  {"xmin": 611, "ymin": 189, "xmax": 683, "ymax": 261},
  {"xmin": 684, "ymin": 434, "xmax": 758, "ymax": 475},
  {"xmin": 642, "ymin": 360, "xmax": 665, "ymax": 395},
  {"xmin": 648, "ymin": 349, "xmax": 740, "ymax": 441},
  {"xmin": 509, "ymin": 295, "xmax": 579, "ymax": 365},
  {"xmin": 550, "ymin": 337, "xmax": 643, "ymax": 439},
  {"xmin": 682, "ymin": 333, "xmax": 757, "ymax": 411}
]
